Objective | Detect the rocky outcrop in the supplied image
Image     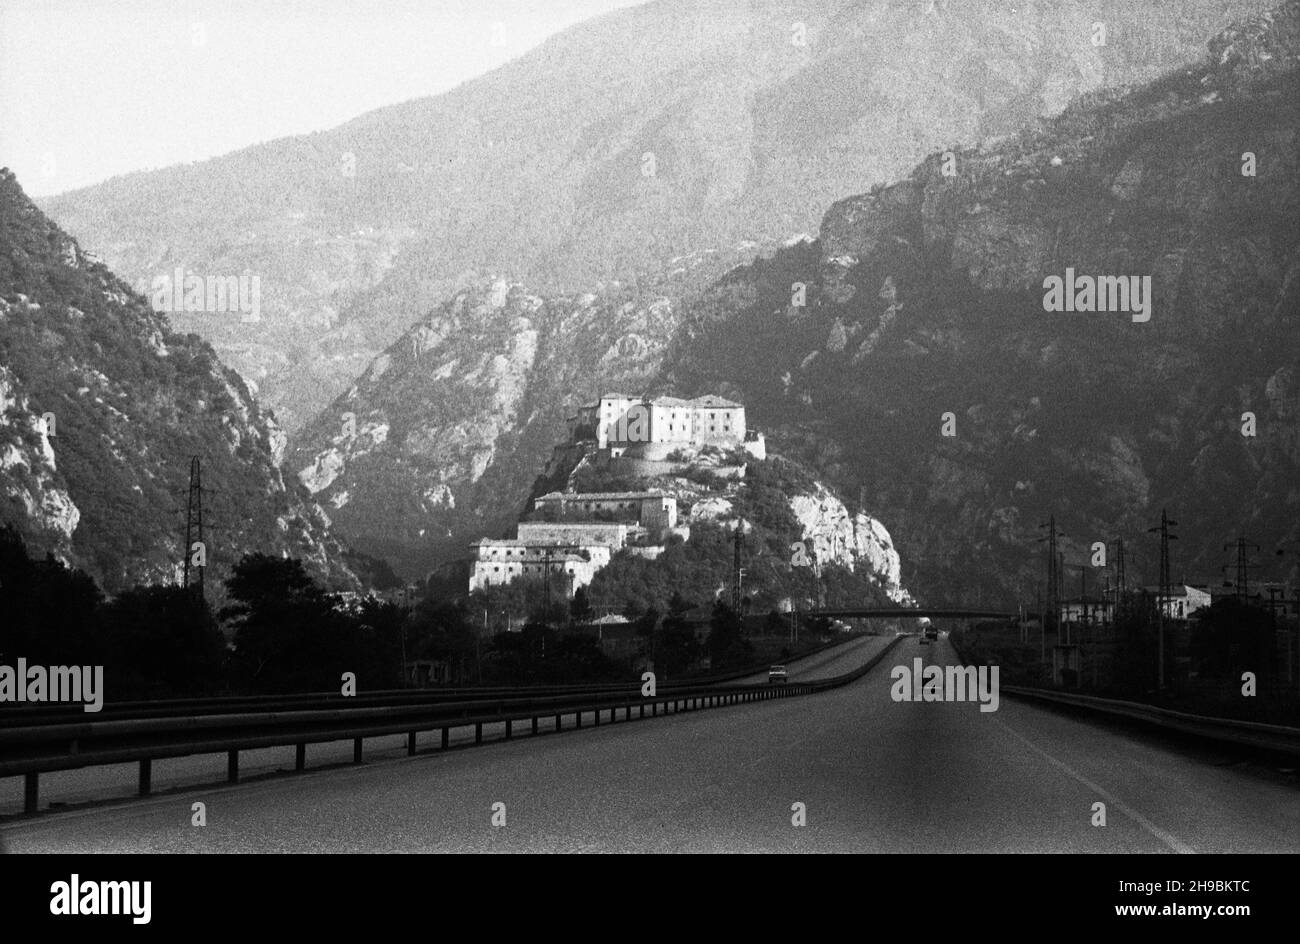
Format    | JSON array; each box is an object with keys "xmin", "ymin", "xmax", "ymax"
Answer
[
  {"xmin": 788, "ymin": 485, "xmax": 909, "ymax": 603},
  {"xmin": 288, "ymin": 280, "xmax": 688, "ymax": 576},
  {"xmin": 0, "ymin": 364, "xmax": 80, "ymax": 556}
]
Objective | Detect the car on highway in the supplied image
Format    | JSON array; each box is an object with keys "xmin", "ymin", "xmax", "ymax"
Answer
[
  {"xmin": 924, "ymin": 626, "xmax": 939, "ymax": 642},
  {"xmin": 768, "ymin": 664, "xmax": 788, "ymax": 684}
]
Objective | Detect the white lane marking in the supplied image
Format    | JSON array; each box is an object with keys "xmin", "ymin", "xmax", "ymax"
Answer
[{"xmin": 991, "ymin": 714, "xmax": 1195, "ymax": 854}]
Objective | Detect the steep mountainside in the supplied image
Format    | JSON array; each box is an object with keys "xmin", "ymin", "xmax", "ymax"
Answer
[
  {"xmin": 290, "ymin": 279, "xmax": 682, "ymax": 574},
  {"xmin": 39, "ymin": 0, "xmax": 1272, "ymax": 433},
  {"xmin": 661, "ymin": 2, "xmax": 1300, "ymax": 604},
  {"xmin": 0, "ymin": 169, "xmax": 359, "ymax": 594}
]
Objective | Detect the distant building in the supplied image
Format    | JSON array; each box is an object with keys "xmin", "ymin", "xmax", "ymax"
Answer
[
  {"xmin": 516, "ymin": 521, "xmax": 630, "ymax": 549},
  {"xmin": 1144, "ymin": 584, "xmax": 1213, "ymax": 620},
  {"xmin": 568, "ymin": 393, "xmax": 747, "ymax": 452},
  {"xmin": 534, "ymin": 491, "xmax": 677, "ymax": 531},
  {"xmin": 468, "ymin": 539, "xmax": 611, "ymax": 595},
  {"xmin": 1059, "ymin": 596, "xmax": 1115, "ymax": 624}
]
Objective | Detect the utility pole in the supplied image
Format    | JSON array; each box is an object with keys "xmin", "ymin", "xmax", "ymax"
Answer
[
  {"xmin": 1059, "ymin": 551, "xmax": 1067, "ymax": 645},
  {"xmin": 1113, "ymin": 537, "xmax": 1127, "ymax": 606},
  {"xmin": 542, "ymin": 547, "xmax": 553, "ymax": 625},
  {"xmin": 1037, "ymin": 517, "xmax": 1063, "ymax": 645},
  {"xmin": 1147, "ymin": 509, "xmax": 1178, "ymax": 691},
  {"xmin": 182, "ymin": 455, "xmax": 205, "ymax": 600},
  {"xmin": 1035, "ymin": 582, "xmax": 1044, "ymax": 662},
  {"xmin": 732, "ymin": 522, "xmax": 744, "ymax": 615}
]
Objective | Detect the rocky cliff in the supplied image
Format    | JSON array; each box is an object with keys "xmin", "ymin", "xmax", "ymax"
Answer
[
  {"xmin": 289, "ymin": 279, "xmax": 683, "ymax": 575},
  {"xmin": 0, "ymin": 169, "xmax": 360, "ymax": 594},
  {"xmin": 661, "ymin": 2, "xmax": 1300, "ymax": 604}
]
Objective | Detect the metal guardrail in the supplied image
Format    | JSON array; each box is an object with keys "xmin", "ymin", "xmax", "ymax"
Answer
[
  {"xmin": 1002, "ymin": 685, "xmax": 1300, "ymax": 758},
  {"xmin": 1, "ymin": 637, "xmax": 903, "ymax": 816},
  {"xmin": 0, "ymin": 634, "xmax": 858, "ymax": 728}
]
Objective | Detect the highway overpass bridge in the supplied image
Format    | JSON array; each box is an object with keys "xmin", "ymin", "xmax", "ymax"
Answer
[{"xmin": 808, "ymin": 607, "xmax": 1018, "ymax": 621}]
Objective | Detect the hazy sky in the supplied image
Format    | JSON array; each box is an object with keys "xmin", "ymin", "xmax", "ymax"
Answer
[{"xmin": 0, "ymin": 0, "xmax": 647, "ymax": 197}]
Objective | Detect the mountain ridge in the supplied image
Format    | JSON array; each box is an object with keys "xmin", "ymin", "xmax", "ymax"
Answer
[
  {"xmin": 38, "ymin": 0, "xmax": 1273, "ymax": 433},
  {"xmin": 0, "ymin": 168, "xmax": 361, "ymax": 596}
]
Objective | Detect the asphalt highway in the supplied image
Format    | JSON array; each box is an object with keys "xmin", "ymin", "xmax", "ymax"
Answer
[
  {"xmin": 0, "ymin": 634, "xmax": 885, "ymax": 819},
  {"xmin": 4, "ymin": 635, "xmax": 1297, "ymax": 852}
]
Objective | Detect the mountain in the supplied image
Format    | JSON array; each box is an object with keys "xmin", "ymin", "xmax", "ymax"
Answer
[
  {"xmin": 290, "ymin": 278, "xmax": 682, "ymax": 574},
  {"xmin": 38, "ymin": 0, "xmax": 1274, "ymax": 434},
  {"xmin": 0, "ymin": 169, "xmax": 360, "ymax": 596},
  {"xmin": 660, "ymin": 1, "xmax": 1300, "ymax": 604}
]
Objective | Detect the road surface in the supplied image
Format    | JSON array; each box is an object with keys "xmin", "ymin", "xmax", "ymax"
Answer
[
  {"xmin": 4, "ymin": 636, "xmax": 1297, "ymax": 852},
  {"xmin": 0, "ymin": 635, "xmax": 887, "ymax": 819}
]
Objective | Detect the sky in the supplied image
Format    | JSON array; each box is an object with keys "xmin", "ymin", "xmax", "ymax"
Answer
[{"xmin": 0, "ymin": 0, "xmax": 647, "ymax": 197}]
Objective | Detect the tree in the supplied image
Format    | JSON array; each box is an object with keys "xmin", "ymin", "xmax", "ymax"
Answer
[
  {"xmin": 708, "ymin": 601, "xmax": 752, "ymax": 670},
  {"xmin": 407, "ymin": 598, "xmax": 477, "ymax": 684},
  {"xmin": 569, "ymin": 586, "xmax": 594, "ymax": 624},
  {"xmin": 0, "ymin": 525, "xmax": 102, "ymax": 666},
  {"xmin": 1192, "ymin": 597, "xmax": 1277, "ymax": 685},
  {"xmin": 656, "ymin": 612, "xmax": 699, "ymax": 678},
  {"xmin": 222, "ymin": 553, "xmax": 344, "ymax": 693},
  {"xmin": 98, "ymin": 585, "xmax": 227, "ymax": 698}
]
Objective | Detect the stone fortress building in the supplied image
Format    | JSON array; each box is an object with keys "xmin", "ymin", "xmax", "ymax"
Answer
[
  {"xmin": 470, "ymin": 393, "xmax": 759, "ymax": 596},
  {"xmin": 568, "ymin": 393, "xmax": 764, "ymax": 459},
  {"xmin": 467, "ymin": 507, "xmax": 662, "ymax": 594}
]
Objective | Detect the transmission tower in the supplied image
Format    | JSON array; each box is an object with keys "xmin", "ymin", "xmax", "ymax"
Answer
[
  {"xmin": 1113, "ymin": 537, "xmax": 1127, "ymax": 602},
  {"xmin": 1147, "ymin": 508, "xmax": 1178, "ymax": 689},
  {"xmin": 1038, "ymin": 516, "xmax": 1062, "ymax": 629},
  {"xmin": 1224, "ymin": 536, "xmax": 1260, "ymax": 602},
  {"xmin": 182, "ymin": 455, "xmax": 205, "ymax": 599}
]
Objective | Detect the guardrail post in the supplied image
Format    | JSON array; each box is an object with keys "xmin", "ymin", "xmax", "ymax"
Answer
[
  {"xmin": 505, "ymin": 719, "xmax": 513, "ymax": 740},
  {"xmin": 353, "ymin": 738, "xmax": 363, "ymax": 764},
  {"xmin": 406, "ymin": 732, "xmax": 416, "ymax": 756},
  {"xmin": 594, "ymin": 707, "xmax": 600, "ymax": 726},
  {"xmin": 576, "ymin": 710, "xmax": 582, "ymax": 728},
  {"xmin": 532, "ymin": 716, "xmax": 539, "ymax": 736},
  {"xmin": 555, "ymin": 713, "xmax": 562, "ymax": 731},
  {"xmin": 639, "ymin": 704, "xmax": 645, "ymax": 718},
  {"xmin": 227, "ymin": 750, "xmax": 239, "ymax": 784},
  {"xmin": 297, "ymin": 743, "xmax": 307, "ymax": 770},
  {"xmin": 25, "ymin": 772, "xmax": 38, "ymax": 814},
  {"xmin": 138, "ymin": 759, "xmax": 152, "ymax": 797},
  {"xmin": 475, "ymin": 722, "xmax": 483, "ymax": 744}
]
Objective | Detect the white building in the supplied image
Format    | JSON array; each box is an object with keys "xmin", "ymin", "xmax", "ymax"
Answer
[
  {"xmin": 468, "ymin": 540, "xmax": 612, "ymax": 595},
  {"xmin": 569, "ymin": 394, "xmax": 747, "ymax": 452},
  {"xmin": 1150, "ymin": 584, "xmax": 1212, "ymax": 620},
  {"xmin": 533, "ymin": 491, "xmax": 677, "ymax": 531}
]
